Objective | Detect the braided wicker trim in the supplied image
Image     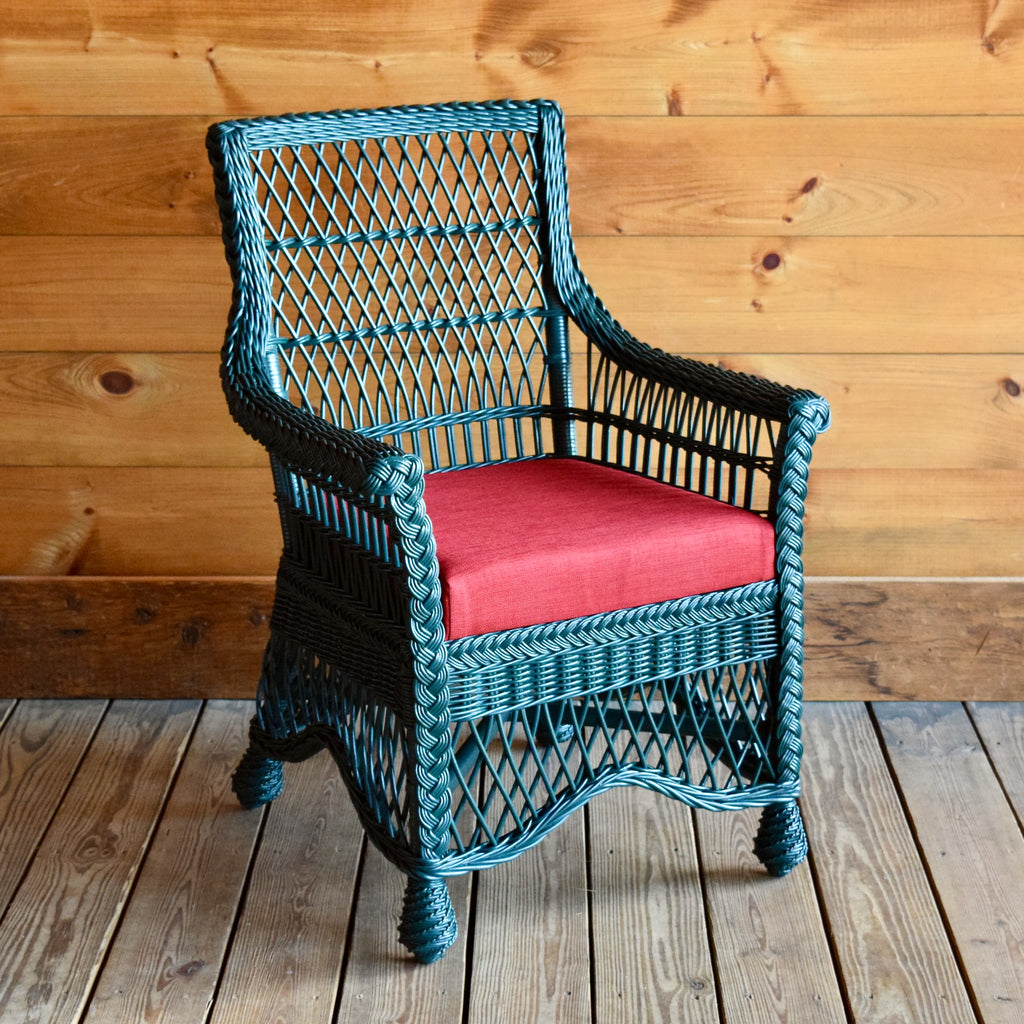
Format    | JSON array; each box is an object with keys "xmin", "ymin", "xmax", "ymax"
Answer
[
  {"xmin": 445, "ymin": 580, "xmax": 777, "ymax": 720},
  {"xmin": 214, "ymin": 99, "xmax": 547, "ymax": 150}
]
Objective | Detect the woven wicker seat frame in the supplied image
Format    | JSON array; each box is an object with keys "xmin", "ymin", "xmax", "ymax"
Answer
[{"xmin": 207, "ymin": 99, "xmax": 830, "ymax": 963}]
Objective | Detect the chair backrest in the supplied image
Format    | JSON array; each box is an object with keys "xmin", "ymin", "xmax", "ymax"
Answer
[{"xmin": 208, "ymin": 100, "xmax": 575, "ymax": 471}]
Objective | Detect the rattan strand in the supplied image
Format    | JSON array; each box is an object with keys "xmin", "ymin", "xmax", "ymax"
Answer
[{"xmin": 207, "ymin": 98, "xmax": 830, "ymax": 962}]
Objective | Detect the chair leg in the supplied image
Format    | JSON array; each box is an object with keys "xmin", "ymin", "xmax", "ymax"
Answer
[
  {"xmin": 753, "ymin": 801, "xmax": 808, "ymax": 876},
  {"xmin": 536, "ymin": 701, "xmax": 574, "ymax": 746},
  {"xmin": 398, "ymin": 877, "xmax": 458, "ymax": 964},
  {"xmin": 231, "ymin": 742, "xmax": 285, "ymax": 810}
]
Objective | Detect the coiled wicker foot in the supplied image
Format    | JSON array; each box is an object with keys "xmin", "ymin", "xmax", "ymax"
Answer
[
  {"xmin": 231, "ymin": 747, "xmax": 284, "ymax": 810},
  {"xmin": 398, "ymin": 878, "xmax": 458, "ymax": 963},
  {"xmin": 753, "ymin": 801, "xmax": 808, "ymax": 876}
]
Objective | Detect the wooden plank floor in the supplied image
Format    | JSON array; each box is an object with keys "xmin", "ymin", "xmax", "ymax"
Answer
[{"xmin": 0, "ymin": 701, "xmax": 1021, "ymax": 1024}]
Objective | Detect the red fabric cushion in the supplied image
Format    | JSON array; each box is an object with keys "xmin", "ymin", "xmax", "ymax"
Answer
[{"xmin": 423, "ymin": 458, "xmax": 775, "ymax": 640}]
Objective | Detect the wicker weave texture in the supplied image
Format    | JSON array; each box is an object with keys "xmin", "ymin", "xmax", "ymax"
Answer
[{"xmin": 207, "ymin": 98, "xmax": 829, "ymax": 962}]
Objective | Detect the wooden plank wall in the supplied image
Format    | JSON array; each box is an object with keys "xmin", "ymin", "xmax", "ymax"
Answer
[{"xmin": 1, "ymin": 1, "xmax": 1023, "ymax": 696}]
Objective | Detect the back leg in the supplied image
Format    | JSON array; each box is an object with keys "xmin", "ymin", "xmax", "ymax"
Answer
[
  {"xmin": 753, "ymin": 801, "xmax": 808, "ymax": 876},
  {"xmin": 232, "ymin": 733, "xmax": 285, "ymax": 810}
]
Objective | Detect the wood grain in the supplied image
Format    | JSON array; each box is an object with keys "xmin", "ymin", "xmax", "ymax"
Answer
[
  {"xmin": 8, "ymin": 235, "xmax": 1024, "ymax": 356},
  {"xmin": 579, "ymin": 235, "xmax": 1024, "ymax": 357},
  {"xmin": 588, "ymin": 789, "xmax": 719, "ymax": 1023},
  {"xmin": 6, "ymin": 116, "xmax": 1024, "ymax": 237},
  {"xmin": 565, "ymin": 116, "xmax": 1024, "ymax": 237},
  {"xmin": 468, "ymin": 817, "xmax": 591, "ymax": 1024},
  {"xmin": 804, "ymin": 579, "xmax": 1024, "ymax": 702},
  {"xmin": 209, "ymin": 750, "xmax": 363, "ymax": 1024},
  {"xmin": 0, "ymin": 117, "xmax": 216, "ymax": 236},
  {"xmin": 3, "ymin": 351, "xmax": 1021, "ymax": 471},
  {"xmin": 0, "ymin": 699, "xmax": 107, "ymax": 908},
  {"xmin": 0, "ymin": 467, "xmax": 280, "ymax": 575},
  {"xmin": 86, "ymin": 700, "xmax": 264, "ymax": 1024},
  {"xmin": 2, "ymin": 465, "xmax": 1020, "ymax": 577},
  {"xmin": 0, "ymin": 237, "xmax": 231, "ymax": 352},
  {"xmin": 0, "ymin": 352, "xmax": 261, "ymax": 467},
  {"xmin": 0, "ymin": 577, "xmax": 272, "ymax": 699},
  {"xmin": 708, "ymin": 354, "xmax": 1024, "ymax": 471},
  {"xmin": 5, "ymin": 0, "xmax": 1024, "ymax": 116},
  {"xmin": 874, "ymin": 702, "xmax": 1024, "ymax": 1022},
  {"xmin": 800, "ymin": 703, "xmax": 976, "ymax": 1022},
  {"xmin": 335, "ymin": 848, "xmax": 469, "ymax": 1024},
  {"xmin": 967, "ymin": 702, "xmax": 1024, "ymax": 825},
  {"xmin": 0, "ymin": 700, "xmax": 199, "ymax": 1023},
  {"xmin": 695, "ymin": 804, "xmax": 847, "ymax": 1023},
  {"xmin": 3, "ymin": 577, "xmax": 1022, "ymax": 701},
  {"xmin": 802, "ymin": 469, "xmax": 1024, "ymax": 577}
]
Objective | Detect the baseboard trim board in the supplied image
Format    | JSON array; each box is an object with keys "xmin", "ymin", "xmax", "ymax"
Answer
[{"xmin": 1, "ymin": 576, "xmax": 1020, "ymax": 700}]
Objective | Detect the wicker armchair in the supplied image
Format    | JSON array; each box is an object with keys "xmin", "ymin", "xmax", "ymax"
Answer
[{"xmin": 206, "ymin": 99, "xmax": 829, "ymax": 963}]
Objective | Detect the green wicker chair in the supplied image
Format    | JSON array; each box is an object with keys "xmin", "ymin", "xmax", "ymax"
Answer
[{"xmin": 206, "ymin": 99, "xmax": 829, "ymax": 963}]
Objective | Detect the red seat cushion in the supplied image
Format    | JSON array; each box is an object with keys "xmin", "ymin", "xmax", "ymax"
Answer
[{"xmin": 423, "ymin": 458, "xmax": 775, "ymax": 639}]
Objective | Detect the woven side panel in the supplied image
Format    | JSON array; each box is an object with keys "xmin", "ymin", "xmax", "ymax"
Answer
[
  {"xmin": 445, "ymin": 580, "xmax": 778, "ymax": 719},
  {"xmin": 444, "ymin": 656, "xmax": 786, "ymax": 867}
]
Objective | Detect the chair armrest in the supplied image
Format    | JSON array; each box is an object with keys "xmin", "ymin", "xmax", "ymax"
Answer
[
  {"xmin": 221, "ymin": 358, "xmax": 420, "ymax": 501},
  {"xmin": 562, "ymin": 283, "xmax": 829, "ymax": 431}
]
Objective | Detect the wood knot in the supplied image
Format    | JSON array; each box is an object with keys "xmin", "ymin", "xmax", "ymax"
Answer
[
  {"xmin": 520, "ymin": 40, "xmax": 560, "ymax": 69},
  {"xmin": 761, "ymin": 252, "xmax": 782, "ymax": 271},
  {"xmin": 99, "ymin": 370, "xmax": 135, "ymax": 395},
  {"xmin": 1002, "ymin": 377, "xmax": 1021, "ymax": 397},
  {"xmin": 179, "ymin": 618, "xmax": 209, "ymax": 648}
]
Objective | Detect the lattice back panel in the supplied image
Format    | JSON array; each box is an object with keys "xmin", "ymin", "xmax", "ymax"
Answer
[{"xmin": 249, "ymin": 128, "xmax": 559, "ymax": 468}]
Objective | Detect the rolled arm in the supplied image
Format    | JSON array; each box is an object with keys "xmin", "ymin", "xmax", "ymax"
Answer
[
  {"xmin": 221, "ymin": 348, "xmax": 421, "ymax": 501},
  {"xmin": 563, "ymin": 284, "xmax": 828, "ymax": 430}
]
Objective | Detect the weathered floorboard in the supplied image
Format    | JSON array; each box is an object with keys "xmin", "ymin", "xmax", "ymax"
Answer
[
  {"xmin": 588, "ymin": 788, "xmax": 719, "ymax": 1023},
  {"xmin": 0, "ymin": 700, "xmax": 1020, "ymax": 1023},
  {"xmin": 0, "ymin": 699, "xmax": 107, "ymax": 910},
  {"xmin": 467, "ymin": 815, "xmax": 591, "ymax": 1024},
  {"xmin": 968, "ymin": 702, "xmax": 1024, "ymax": 825},
  {"xmin": 801, "ymin": 703, "xmax": 976, "ymax": 1023},
  {"xmin": 334, "ymin": 847, "xmax": 470, "ymax": 1024},
  {"xmin": 208, "ymin": 750, "xmax": 364, "ymax": 1024},
  {"xmin": 0, "ymin": 701, "xmax": 200, "ymax": 1024},
  {"xmin": 696, "ymin": 804, "xmax": 847, "ymax": 1023},
  {"xmin": 85, "ymin": 701, "xmax": 264, "ymax": 1024},
  {"xmin": 874, "ymin": 702, "xmax": 1024, "ymax": 1022}
]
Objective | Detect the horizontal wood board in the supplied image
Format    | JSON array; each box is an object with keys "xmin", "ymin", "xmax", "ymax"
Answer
[
  {"xmin": 6, "ymin": 236, "xmax": 1024, "ymax": 356},
  {"xmin": 1, "ymin": 577, "xmax": 1021, "ymax": 700},
  {"xmin": 3, "ymin": 3, "xmax": 1023, "ymax": 601},
  {"xmin": 5, "ymin": 116, "xmax": 1024, "ymax": 238},
  {"xmin": 1, "ymin": 466, "xmax": 1020, "ymax": 577},
  {"xmin": 4, "ymin": 1, "xmax": 1024, "ymax": 116}
]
